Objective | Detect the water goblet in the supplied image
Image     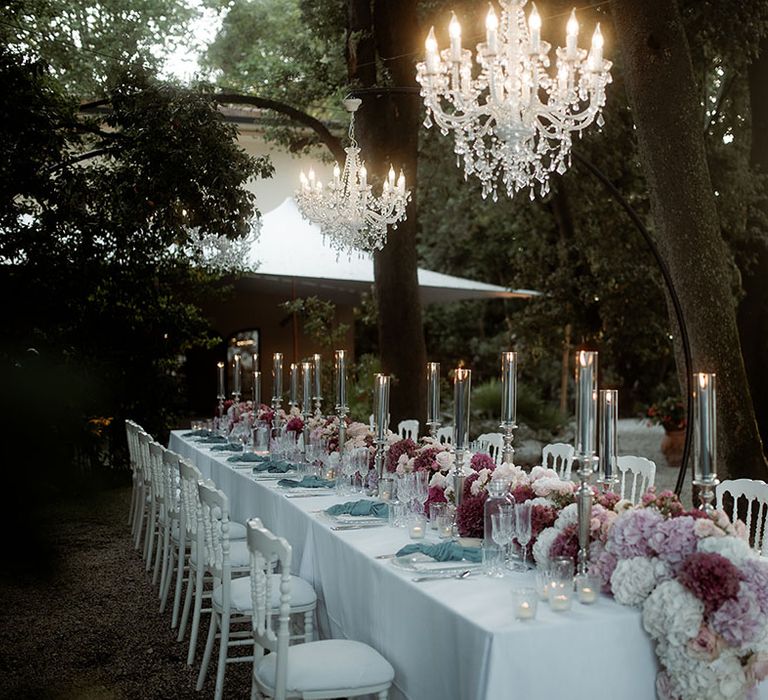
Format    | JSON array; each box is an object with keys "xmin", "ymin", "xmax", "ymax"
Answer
[
  {"xmin": 515, "ymin": 501, "xmax": 533, "ymax": 569},
  {"xmin": 490, "ymin": 509, "xmax": 514, "ymax": 578}
]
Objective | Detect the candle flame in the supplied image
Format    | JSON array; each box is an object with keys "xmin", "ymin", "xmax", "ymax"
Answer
[
  {"xmin": 529, "ymin": 4, "xmax": 541, "ymax": 31},
  {"xmin": 567, "ymin": 9, "xmax": 579, "ymax": 37},
  {"xmin": 217, "ymin": 361, "xmax": 224, "ymax": 368},
  {"xmin": 449, "ymin": 13, "xmax": 461, "ymax": 39},
  {"xmin": 486, "ymin": 6, "xmax": 498, "ymax": 31},
  {"xmin": 592, "ymin": 23, "xmax": 603, "ymax": 49},
  {"xmin": 426, "ymin": 26, "xmax": 438, "ymax": 53}
]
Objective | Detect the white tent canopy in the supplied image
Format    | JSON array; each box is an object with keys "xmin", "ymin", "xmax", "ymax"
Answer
[{"xmin": 247, "ymin": 197, "xmax": 538, "ymax": 305}]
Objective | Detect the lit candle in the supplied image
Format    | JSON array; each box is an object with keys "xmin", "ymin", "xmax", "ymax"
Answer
[
  {"xmin": 427, "ymin": 362, "xmax": 440, "ymax": 424},
  {"xmin": 359, "ymin": 165, "xmax": 367, "ymax": 189},
  {"xmin": 693, "ymin": 372, "xmax": 716, "ymax": 481},
  {"xmin": 388, "ymin": 166, "xmax": 396, "ymax": 189},
  {"xmin": 579, "ymin": 587, "xmax": 597, "ymax": 604},
  {"xmin": 589, "ymin": 23, "xmax": 603, "ymax": 69},
  {"xmin": 425, "ymin": 26, "xmax": 440, "ymax": 74},
  {"xmin": 566, "ymin": 9, "xmax": 579, "ymax": 59},
  {"xmin": 217, "ymin": 361, "xmax": 225, "ymax": 398},
  {"xmin": 575, "ymin": 573, "xmax": 599, "ymax": 604},
  {"xmin": 373, "ymin": 374, "xmax": 391, "ymax": 440},
  {"xmin": 528, "ymin": 4, "xmax": 541, "ymax": 53},
  {"xmin": 598, "ymin": 389, "xmax": 618, "ymax": 481},
  {"xmin": 252, "ymin": 370, "xmax": 261, "ymax": 406},
  {"xmin": 516, "ymin": 601, "xmax": 535, "ymax": 620},
  {"xmin": 299, "ymin": 171, "xmax": 308, "ymax": 191},
  {"xmin": 575, "ymin": 351, "xmax": 597, "ymax": 457},
  {"xmin": 289, "ymin": 363, "xmax": 298, "ymax": 406},
  {"xmin": 233, "ymin": 354, "xmax": 241, "ymax": 396},
  {"xmin": 333, "ymin": 163, "xmax": 341, "ymax": 186},
  {"xmin": 396, "ymin": 170, "xmax": 406, "ymax": 194},
  {"xmin": 500, "ymin": 352, "xmax": 517, "ymax": 426},
  {"xmin": 409, "ymin": 520, "xmax": 426, "ymax": 539},
  {"xmin": 486, "ymin": 6, "xmax": 499, "ymax": 54},
  {"xmin": 453, "ymin": 368, "xmax": 472, "ymax": 450},
  {"xmin": 449, "ymin": 13, "xmax": 462, "ymax": 62},
  {"xmin": 308, "ymin": 168, "xmax": 315, "ymax": 185},
  {"xmin": 272, "ymin": 353, "xmax": 283, "ymax": 401},
  {"xmin": 335, "ymin": 350, "xmax": 347, "ymax": 409},
  {"xmin": 313, "ymin": 353, "xmax": 322, "ymax": 401},
  {"xmin": 302, "ymin": 361, "xmax": 312, "ymax": 414},
  {"xmin": 549, "ymin": 594, "xmax": 571, "ymax": 612}
]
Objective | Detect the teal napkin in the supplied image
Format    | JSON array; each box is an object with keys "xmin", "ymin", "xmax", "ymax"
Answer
[
  {"xmin": 211, "ymin": 443, "xmax": 244, "ymax": 452},
  {"xmin": 183, "ymin": 429, "xmax": 212, "ymax": 438},
  {"xmin": 395, "ymin": 542, "xmax": 482, "ymax": 563},
  {"xmin": 277, "ymin": 476, "xmax": 334, "ymax": 489},
  {"xmin": 227, "ymin": 453, "xmax": 268, "ymax": 463},
  {"xmin": 325, "ymin": 500, "xmax": 389, "ymax": 518},
  {"xmin": 199, "ymin": 435, "xmax": 227, "ymax": 444},
  {"xmin": 253, "ymin": 459, "xmax": 292, "ymax": 473}
]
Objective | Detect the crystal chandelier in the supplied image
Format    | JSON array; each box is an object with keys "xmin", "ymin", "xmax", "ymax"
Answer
[
  {"xmin": 296, "ymin": 98, "xmax": 410, "ymax": 255},
  {"xmin": 416, "ymin": 0, "xmax": 612, "ymax": 201}
]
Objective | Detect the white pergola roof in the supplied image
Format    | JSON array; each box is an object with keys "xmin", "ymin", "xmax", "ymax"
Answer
[{"xmin": 247, "ymin": 198, "xmax": 538, "ymax": 305}]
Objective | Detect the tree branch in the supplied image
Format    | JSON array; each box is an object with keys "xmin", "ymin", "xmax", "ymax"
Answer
[
  {"xmin": 47, "ymin": 147, "xmax": 115, "ymax": 174},
  {"xmin": 213, "ymin": 93, "xmax": 345, "ymax": 162}
]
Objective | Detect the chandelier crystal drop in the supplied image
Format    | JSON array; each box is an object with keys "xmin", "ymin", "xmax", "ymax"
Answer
[
  {"xmin": 416, "ymin": 0, "xmax": 612, "ymax": 201},
  {"xmin": 295, "ymin": 99, "xmax": 411, "ymax": 256}
]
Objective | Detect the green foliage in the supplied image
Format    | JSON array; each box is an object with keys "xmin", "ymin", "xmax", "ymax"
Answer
[
  {"xmin": 281, "ymin": 296, "xmax": 350, "ymax": 352},
  {"xmin": 471, "ymin": 380, "xmax": 564, "ymax": 433}
]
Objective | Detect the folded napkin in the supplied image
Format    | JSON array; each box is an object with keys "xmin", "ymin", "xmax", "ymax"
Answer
[
  {"xmin": 325, "ymin": 500, "xmax": 389, "ymax": 518},
  {"xmin": 211, "ymin": 443, "xmax": 244, "ymax": 452},
  {"xmin": 253, "ymin": 460, "xmax": 292, "ymax": 474},
  {"xmin": 227, "ymin": 453, "xmax": 268, "ymax": 463},
  {"xmin": 277, "ymin": 476, "xmax": 334, "ymax": 489},
  {"xmin": 183, "ymin": 429, "xmax": 212, "ymax": 438},
  {"xmin": 395, "ymin": 542, "xmax": 482, "ymax": 563},
  {"xmin": 199, "ymin": 435, "xmax": 227, "ymax": 444}
]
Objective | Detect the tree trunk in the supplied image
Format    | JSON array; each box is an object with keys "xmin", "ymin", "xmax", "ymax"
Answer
[
  {"xmin": 737, "ymin": 39, "xmax": 768, "ymax": 455},
  {"xmin": 612, "ymin": 0, "xmax": 767, "ymax": 480},
  {"xmin": 346, "ymin": 0, "xmax": 427, "ymax": 426}
]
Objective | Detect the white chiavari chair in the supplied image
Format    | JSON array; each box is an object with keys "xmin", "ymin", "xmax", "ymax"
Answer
[{"xmin": 617, "ymin": 455, "xmax": 656, "ymax": 505}]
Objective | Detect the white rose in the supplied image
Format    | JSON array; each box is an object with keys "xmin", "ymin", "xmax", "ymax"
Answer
[{"xmin": 435, "ymin": 451, "xmax": 454, "ymax": 471}]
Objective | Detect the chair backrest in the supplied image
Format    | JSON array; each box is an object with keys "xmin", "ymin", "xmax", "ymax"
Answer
[
  {"xmin": 542, "ymin": 442, "xmax": 575, "ymax": 480},
  {"xmin": 136, "ymin": 431, "xmax": 152, "ymax": 484},
  {"xmin": 125, "ymin": 420, "xmax": 138, "ymax": 470},
  {"xmin": 179, "ymin": 458, "xmax": 204, "ymax": 536},
  {"xmin": 436, "ymin": 426, "xmax": 453, "ymax": 446},
  {"xmin": 198, "ymin": 480, "xmax": 233, "ymax": 580},
  {"xmin": 716, "ymin": 478, "xmax": 768, "ymax": 551},
  {"xmin": 247, "ymin": 518, "xmax": 292, "ymax": 700},
  {"xmin": 148, "ymin": 441, "xmax": 166, "ymax": 504},
  {"xmin": 161, "ymin": 449, "xmax": 182, "ymax": 520},
  {"xmin": 398, "ymin": 419, "xmax": 419, "ymax": 441},
  {"xmin": 476, "ymin": 433, "xmax": 505, "ymax": 466},
  {"xmin": 616, "ymin": 455, "xmax": 656, "ymax": 505}
]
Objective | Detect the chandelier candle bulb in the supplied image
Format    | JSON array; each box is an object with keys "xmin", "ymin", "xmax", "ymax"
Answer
[
  {"xmin": 500, "ymin": 352, "xmax": 518, "ymax": 426},
  {"xmin": 217, "ymin": 361, "xmax": 225, "ymax": 399},
  {"xmin": 334, "ymin": 350, "xmax": 347, "ymax": 409},
  {"xmin": 233, "ymin": 354, "xmax": 241, "ymax": 396},
  {"xmin": 252, "ymin": 370, "xmax": 261, "ymax": 407},
  {"xmin": 486, "ymin": 7, "xmax": 499, "ymax": 54},
  {"xmin": 359, "ymin": 165, "xmax": 367, "ymax": 189},
  {"xmin": 453, "ymin": 368, "xmax": 472, "ymax": 450},
  {"xmin": 566, "ymin": 9, "xmax": 579, "ymax": 58},
  {"xmin": 427, "ymin": 362, "xmax": 441, "ymax": 424},
  {"xmin": 289, "ymin": 363, "xmax": 298, "ymax": 406},
  {"xmin": 425, "ymin": 27, "xmax": 439, "ymax": 73},
  {"xmin": 272, "ymin": 353, "xmax": 283, "ymax": 401},
  {"xmin": 590, "ymin": 23, "xmax": 604, "ymax": 69},
  {"xmin": 598, "ymin": 389, "xmax": 618, "ymax": 483},
  {"xmin": 333, "ymin": 163, "xmax": 340, "ymax": 185},
  {"xmin": 575, "ymin": 351, "xmax": 598, "ymax": 458},
  {"xmin": 301, "ymin": 361, "xmax": 312, "ymax": 414},
  {"xmin": 528, "ymin": 4, "xmax": 541, "ymax": 53},
  {"xmin": 449, "ymin": 13, "xmax": 462, "ymax": 62}
]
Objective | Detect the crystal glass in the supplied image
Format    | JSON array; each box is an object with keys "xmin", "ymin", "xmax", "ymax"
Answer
[
  {"xmin": 436, "ymin": 510, "xmax": 454, "ymax": 539},
  {"xmin": 514, "ymin": 501, "xmax": 532, "ymax": 569},
  {"xmin": 490, "ymin": 507, "xmax": 515, "ymax": 578},
  {"xmin": 512, "ymin": 588, "xmax": 538, "ymax": 621},
  {"xmin": 254, "ymin": 423, "xmax": 269, "ymax": 453},
  {"xmin": 388, "ymin": 502, "xmax": 407, "ymax": 528},
  {"xmin": 550, "ymin": 556, "xmax": 574, "ymax": 581},
  {"xmin": 398, "ymin": 473, "xmax": 415, "ymax": 512},
  {"xmin": 413, "ymin": 470, "xmax": 429, "ymax": 515},
  {"xmin": 483, "ymin": 479, "xmax": 515, "ymax": 577},
  {"xmin": 429, "ymin": 502, "xmax": 448, "ymax": 530}
]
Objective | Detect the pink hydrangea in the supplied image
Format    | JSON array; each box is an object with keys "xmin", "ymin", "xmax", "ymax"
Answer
[
  {"xmin": 531, "ymin": 504, "xmax": 558, "ymax": 537},
  {"xmin": 456, "ymin": 492, "xmax": 486, "ymax": 538},
  {"xmin": 740, "ymin": 560, "xmax": 768, "ymax": 615},
  {"xmin": 647, "ymin": 516, "xmax": 699, "ymax": 570},
  {"xmin": 413, "ymin": 447, "xmax": 442, "ymax": 473},
  {"xmin": 285, "ymin": 416, "xmax": 304, "ymax": 433},
  {"xmin": 470, "ymin": 452, "xmax": 496, "ymax": 472},
  {"xmin": 594, "ymin": 489, "xmax": 621, "ymax": 510},
  {"xmin": 424, "ymin": 484, "xmax": 448, "ymax": 515},
  {"xmin": 678, "ymin": 551, "xmax": 741, "ymax": 615},
  {"xmin": 711, "ymin": 583, "xmax": 764, "ymax": 647},
  {"xmin": 510, "ymin": 483, "xmax": 535, "ymax": 503},
  {"xmin": 386, "ymin": 438, "xmax": 417, "ymax": 473},
  {"xmin": 589, "ymin": 540, "xmax": 618, "ymax": 592},
  {"xmin": 549, "ymin": 523, "xmax": 579, "ymax": 562},
  {"xmin": 608, "ymin": 508, "xmax": 664, "ymax": 559}
]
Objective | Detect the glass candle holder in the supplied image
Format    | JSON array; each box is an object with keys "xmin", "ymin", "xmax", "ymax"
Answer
[
  {"xmin": 575, "ymin": 573, "xmax": 600, "ymax": 605},
  {"xmin": 409, "ymin": 515, "xmax": 427, "ymax": 540},
  {"xmin": 512, "ymin": 587, "xmax": 538, "ymax": 621},
  {"xmin": 436, "ymin": 512, "xmax": 454, "ymax": 539},
  {"xmin": 536, "ymin": 569, "xmax": 555, "ymax": 601},
  {"xmin": 379, "ymin": 477, "xmax": 395, "ymax": 502},
  {"xmin": 548, "ymin": 580, "xmax": 573, "ymax": 612},
  {"xmin": 430, "ymin": 502, "xmax": 448, "ymax": 529}
]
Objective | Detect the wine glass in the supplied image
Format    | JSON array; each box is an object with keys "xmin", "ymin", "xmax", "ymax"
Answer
[
  {"xmin": 398, "ymin": 473, "xmax": 415, "ymax": 513},
  {"xmin": 515, "ymin": 501, "xmax": 533, "ymax": 569},
  {"xmin": 491, "ymin": 508, "xmax": 514, "ymax": 578},
  {"xmin": 413, "ymin": 470, "xmax": 429, "ymax": 516}
]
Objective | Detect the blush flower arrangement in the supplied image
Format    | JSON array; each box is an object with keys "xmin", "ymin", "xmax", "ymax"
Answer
[{"xmin": 646, "ymin": 397, "xmax": 687, "ymax": 432}]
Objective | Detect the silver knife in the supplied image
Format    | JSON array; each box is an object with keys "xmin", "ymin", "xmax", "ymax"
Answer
[{"xmin": 331, "ymin": 522, "xmax": 385, "ymax": 531}]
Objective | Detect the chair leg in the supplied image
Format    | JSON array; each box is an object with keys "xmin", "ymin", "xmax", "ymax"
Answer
[
  {"xmin": 178, "ymin": 565, "xmax": 194, "ymax": 643},
  {"xmin": 159, "ymin": 544, "xmax": 175, "ymax": 613},
  {"xmin": 133, "ymin": 484, "xmax": 146, "ymax": 550},
  {"xmin": 196, "ymin": 610, "xmax": 218, "ymax": 691},
  {"xmin": 157, "ymin": 524, "xmax": 171, "ymax": 598},
  {"xmin": 303, "ymin": 610, "xmax": 314, "ymax": 643},
  {"xmin": 187, "ymin": 565, "xmax": 205, "ymax": 665},
  {"xmin": 144, "ymin": 506, "xmax": 156, "ymax": 567},
  {"xmin": 213, "ymin": 608, "xmax": 231, "ymax": 700},
  {"xmin": 128, "ymin": 474, "xmax": 137, "ymax": 526},
  {"xmin": 171, "ymin": 532, "xmax": 187, "ymax": 628}
]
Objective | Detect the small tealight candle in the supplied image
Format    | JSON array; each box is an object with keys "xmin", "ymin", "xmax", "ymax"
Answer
[
  {"xmin": 409, "ymin": 519, "xmax": 426, "ymax": 540},
  {"xmin": 512, "ymin": 588, "xmax": 538, "ymax": 621},
  {"xmin": 575, "ymin": 573, "xmax": 600, "ymax": 605},
  {"xmin": 438, "ymin": 522, "xmax": 453, "ymax": 539},
  {"xmin": 379, "ymin": 478, "xmax": 394, "ymax": 502},
  {"xmin": 549, "ymin": 593, "xmax": 571, "ymax": 612}
]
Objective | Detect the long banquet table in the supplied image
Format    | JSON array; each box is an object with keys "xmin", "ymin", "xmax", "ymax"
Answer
[{"xmin": 169, "ymin": 431, "xmax": 766, "ymax": 700}]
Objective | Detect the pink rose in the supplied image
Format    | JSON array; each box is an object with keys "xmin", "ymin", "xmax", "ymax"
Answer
[
  {"xmin": 746, "ymin": 653, "xmax": 768, "ymax": 685},
  {"xmin": 693, "ymin": 518, "xmax": 723, "ymax": 539},
  {"xmin": 686, "ymin": 624, "xmax": 724, "ymax": 661}
]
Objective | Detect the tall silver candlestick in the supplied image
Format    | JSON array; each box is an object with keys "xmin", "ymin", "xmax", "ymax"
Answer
[
  {"xmin": 598, "ymin": 389, "xmax": 619, "ymax": 492},
  {"xmin": 453, "ymin": 368, "xmax": 471, "ymax": 508},
  {"xmin": 313, "ymin": 353, "xmax": 323, "ymax": 415},
  {"xmin": 335, "ymin": 350, "xmax": 348, "ymax": 458},
  {"xmin": 216, "ymin": 361, "xmax": 226, "ymax": 427},
  {"xmin": 252, "ymin": 370, "xmax": 261, "ymax": 407},
  {"xmin": 693, "ymin": 372, "xmax": 718, "ymax": 514},
  {"xmin": 271, "ymin": 353, "xmax": 284, "ymax": 438},
  {"xmin": 426, "ymin": 362, "xmax": 441, "ymax": 437},
  {"xmin": 500, "ymin": 351, "xmax": 518, "ymax": 465},
  {"xmin": 289, "ymin": 363, "xmax": 299, "ymax": 408},
  {"xmin": 373, "ymin": 374, "xmax": 390, "ymax": 490},
  {"xmin": 575, "ymin": 350, "xmax": 598, "ymax": 576},
  {"xmin": 301, "ymin": 361, "xmax": 313, "ymax": 464},
  {"xmin": 232, "ymin": 353, "xmax": 242, "ymax": 405}
]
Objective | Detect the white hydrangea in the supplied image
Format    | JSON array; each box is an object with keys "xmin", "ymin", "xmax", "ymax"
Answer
[
  {"xmin": 555, "ymin": 503, "xmax": 579, "ymax": 530},
  {"xmin": 643, "ymin": 580, "xmax": 703, "ymax": 645},
  {"xmin": 532, "ymin": 527, "xmax": 560, "ymax": 569},
  {"xmin": 658, "ymin": 641, "xmax": 747, "ymax": 700},
  {"xmin": 697, "ymin": 535, "xmax": 755, "ymax": 566},
  {"xmin": 532, "ymin": 476, "xmax": 575, "ymax": 498},
  {"xmin": 528, "ymin": 496, "xmax": 556, "ymax": 508},
  {"xmin": 612, "ymin": 557, "xmax": 671, "ymax": 607}
]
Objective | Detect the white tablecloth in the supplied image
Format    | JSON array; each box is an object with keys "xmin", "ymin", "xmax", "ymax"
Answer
[{"xmin": 170, "ymin": 431, "xmax": 766, "ymax": 700}]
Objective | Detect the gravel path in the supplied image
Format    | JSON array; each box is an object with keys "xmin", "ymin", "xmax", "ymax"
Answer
[{"xmin": 0, "ymin": 485, "xmax": 251, "ymax": 699}]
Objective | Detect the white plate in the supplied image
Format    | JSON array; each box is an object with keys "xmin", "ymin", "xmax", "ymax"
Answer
[{"xmin": 390, "ymin": 552, "xmax": 482, "ymax": 574}]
